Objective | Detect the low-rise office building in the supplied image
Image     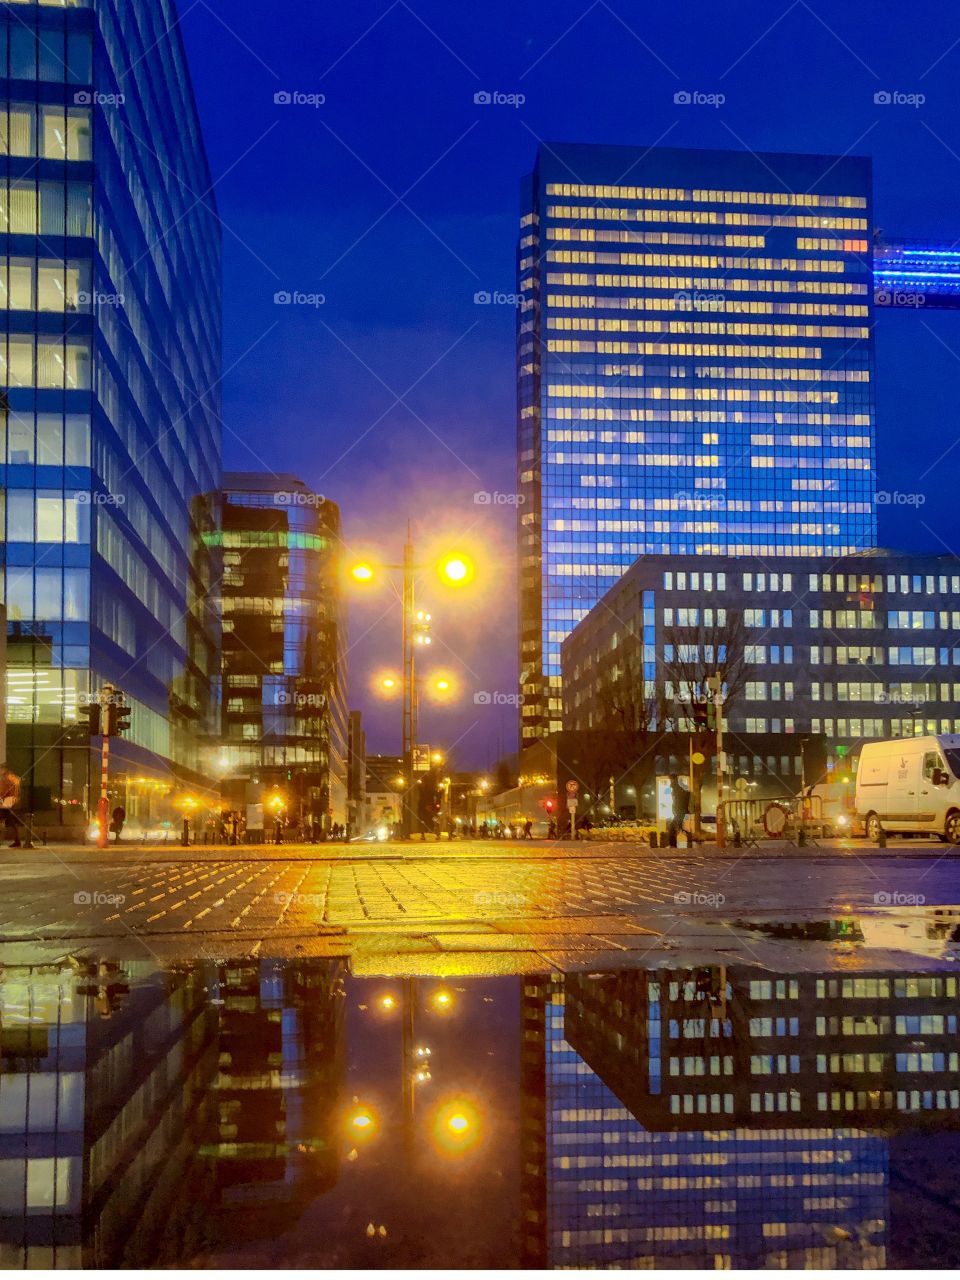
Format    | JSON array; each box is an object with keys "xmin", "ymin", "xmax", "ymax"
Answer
[{"xmin": 562, "ymin": 550, "xmax": 960, "ymax": 773}]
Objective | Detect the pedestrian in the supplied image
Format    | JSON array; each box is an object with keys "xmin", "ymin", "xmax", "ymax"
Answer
[
  {"xmin": 523, "ymin": 818, "xmax": 533, "ymax": 840},
  {"xmin": 274, "ymin": 815, "xmax": 283, "ymax": 845},
  {"xmin": 0, "ymin": 764, "xmax": 31, "ymax": 849},
  {"xmin": 547, "ymin": 818, "xmax": 557, "ymax": 840},
  {"xmin": 109, "ymin": 805, "xmax": 126, "ymax": 843},
  {"xmin": 669, "ymin": 773, "xmax": 690, "ymax": 847}
]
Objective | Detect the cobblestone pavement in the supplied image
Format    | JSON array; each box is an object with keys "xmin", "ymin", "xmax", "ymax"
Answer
[{"xmin": 1, "ymin": 839, "xmax": 959, "ymax": 972}]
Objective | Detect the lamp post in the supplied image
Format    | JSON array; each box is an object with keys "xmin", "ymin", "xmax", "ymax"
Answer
[{"xmin": 352, "ymin": 525, "xmax": 473, "ymax": 838}]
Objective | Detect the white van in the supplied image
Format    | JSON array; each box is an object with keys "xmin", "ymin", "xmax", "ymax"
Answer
[{"xmin": 856, "ymin": 734, "xmax": 960, "ymax": 842}]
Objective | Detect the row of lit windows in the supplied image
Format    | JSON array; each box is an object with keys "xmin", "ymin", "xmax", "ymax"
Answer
[
  {"xmin": 545, "ymin": 272, "xmax": 868, "ymax": 296},
  {"xmin": 0, "ymin": 256, "xmax": 88, "ymax": 312},
  {"xmin": 2, "ymin": 411, "xmax": 90, "ymax": 466},
  {"xmin": 546, "ymin": 340, "xmax": 826, "ymax": 358},
  {"xmin": 547, "ymin": 316, "xmax": 868, "ymax": 339},
  {"xmin": 546, "ymin": 205, "xmax": 868, "ymax": 231},
  {"xmin": 0, "ymin": 103, "xmax": 91, "ymax": 161},
  {"xmin": 546, "ymin": 409, "xmax": 870, "ymax": 427},
  {"xmin": 0, "ymin": 177, "xmax": 92, "ymax": 235},
  {"xmin": 543, "ymin": 183, "xmax": 868, "ymax": 209},
  {"xmin": 547, "ymin": 294, "xmax": 868, "ymax": 318},
  {"xmin": 0, "ymin": 334, "xmax": 90, "ymax": 388},
  {"xmin": 797, "ymin": 237, "xmax": 869, "ymax": 252},
  {"xmin": 543, "ymin": 238, "xmax": 851, "ymax": 273}
]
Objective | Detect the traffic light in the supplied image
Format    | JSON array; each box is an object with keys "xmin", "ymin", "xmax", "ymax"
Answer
[
  {"xmin": 692, "ymin": 700, "xmax": 709, "ymax": 731},
  {"xmin": 81, "ymin": 701, "xmax": 102, "ymax": 735},
  {"xmin": 105, "ymin": 694, "xmax": 131, "ymax": 737}
]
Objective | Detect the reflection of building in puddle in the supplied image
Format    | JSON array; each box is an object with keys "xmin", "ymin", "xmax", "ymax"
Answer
[
  {"xmin": 523, "ymin": 965, "xmax": 960, "ymax": 1268},
  {"xmin": 0, "ymin": 957, "xmax": 346, "ymax": 1267},
  {"xmin": 199, "ymin": 959, "xmax": 346, "ymax": 1238},
  {"xmin": 0, "ymin": 958, "xmax": 219, "ymax": 1268}
]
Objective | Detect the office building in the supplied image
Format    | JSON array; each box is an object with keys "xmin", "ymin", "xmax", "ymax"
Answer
[
  {"xmin": 562, "ymin": 550, "xmax": 960, "ymax": 767},
  {"xmin": 0, "ymin": 0, "xmax": 222, "ymax": 831},
  {"xmin": 217, "ymin": 473, "xmax": 347, "ymax": 832},
  {"xmin": 517, "ymin": 142, "xmax": 877, "ymax": 740}
]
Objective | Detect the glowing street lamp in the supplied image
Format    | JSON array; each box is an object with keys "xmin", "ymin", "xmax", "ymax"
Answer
[{"xmin": 348, "ymin": 526, "xmax": 480, "ymax": 836}]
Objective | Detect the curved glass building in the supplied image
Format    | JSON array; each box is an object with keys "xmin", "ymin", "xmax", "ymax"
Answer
[{"xmin": 0, "ymin": 0, "xmax": 221, "ymax": 833}]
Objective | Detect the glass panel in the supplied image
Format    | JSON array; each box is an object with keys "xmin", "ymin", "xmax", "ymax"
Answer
[
  {"xmin": 40, "ymin": 105, "xmax": 66, "ymax": 158},
  {"xmin": 63, "ymin": 413, "xmax": 89, "ymax": 465},
  {"xmin": 35, "ymin": 494, "xmax": 64, "ymax": 541},
  {"xmin": 65, "ymin": 109, "xmax": 90, "ymax": 160},
  {"xmin": 7, "ymin": 491, "xmax": 34, "ymax": 539},
  {"xmin": 6, "ymin": 336, "xmax": 34, "ymax": 386},
  {"xmin": 63, "ymin": 568, "xmax": 88, "ymax": 620},
  {"xmin": 9, "ymin": 258, "xmax": 34, "ymax": 309},
  {"xmin": 65, "ymin": 182, "xmax": 90, "ymax": 235},
  {"xmin": 36, "ymin": 413, "xmax": 64, "ymax": 464},
  {"xmin": 38, "ymin": 29, "xmax": 66, "ymax": 82},
  {"xmin": 39, "ymin": 181, "xmax": 64, "ymax": 235},
  {"xmin": 66, "ymin": 31, "xmax": 92, "ymax": 83},
  {"xmin": 8, "ymin": 104, "xmax": 35, "ymax": 156},
  {"xmin": 7, "ymin": 412, "xmax": 34, "ymax": 463},
  {"xmin": 9, "ymin": 29, "xmax": 35, "ymax": 79},
  {"xmin": 11, "ymin": 181, "xmax": 38, "ymax": 233}
]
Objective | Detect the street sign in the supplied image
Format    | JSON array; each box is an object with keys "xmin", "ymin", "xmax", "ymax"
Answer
[
  {"xmin": 566, "ymin": 798, "xmax": 578, "ymax": 814},
  {"xmin": 565, "ymin": 780, "xmax": 579, "ymax": 796}
]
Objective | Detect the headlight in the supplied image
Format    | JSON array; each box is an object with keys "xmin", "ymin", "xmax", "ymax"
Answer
[
  {"xmin": 87, "ymin": 823, "xmax": 100, "ymax": 839},
  {"xmin": 837, "ymin": 815, "xmax": 849, "ymax": 827},
  {"xmin": 376, "ymin": 826, "xmax": 388, "ymax": 841}
]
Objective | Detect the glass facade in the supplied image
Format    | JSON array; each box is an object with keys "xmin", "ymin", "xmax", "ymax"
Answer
[
  {"xmin": 0, "ymin": 0, "xmax": 221, "ymax": 830},
  {"xmin": 518, "ymin": 143, "xmax": 877, "ymax": 741},
  {"xmin": 217, "ymin": 474, "xmax": 348, "ymax": 831}
]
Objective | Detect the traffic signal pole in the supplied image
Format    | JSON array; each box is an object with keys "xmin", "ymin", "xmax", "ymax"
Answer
[{"xmin": 96, "ymin": 685, "xmax": 112, "ymax": 849}]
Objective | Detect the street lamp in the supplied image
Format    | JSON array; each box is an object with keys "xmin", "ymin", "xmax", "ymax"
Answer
[{"xmin": 349, "ymin": 523, "xmax": 478, "ymax": 837}]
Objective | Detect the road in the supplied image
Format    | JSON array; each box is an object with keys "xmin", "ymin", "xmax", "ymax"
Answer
[{"xmin": 2, "ymin": 836, "xmax": 959, "ymax": 971}]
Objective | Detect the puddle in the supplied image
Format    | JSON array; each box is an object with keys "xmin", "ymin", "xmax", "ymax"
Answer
[{"xmin": 1, "ymin": 955, "xmax": 960, "ymax": 1267}]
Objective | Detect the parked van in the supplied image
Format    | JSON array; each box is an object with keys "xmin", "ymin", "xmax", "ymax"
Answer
[{"xmin": 856, "ymin": 734, "xmax": 960, "ymax": 842}]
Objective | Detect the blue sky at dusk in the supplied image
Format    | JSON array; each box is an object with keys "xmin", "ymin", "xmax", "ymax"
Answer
[{"xmin": 180, "ymin": 0, "xmax": 960, "ymax": 765}]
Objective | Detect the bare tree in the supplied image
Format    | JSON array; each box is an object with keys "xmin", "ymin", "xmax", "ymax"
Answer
[{"xmin": 661, "ymin": 609, "xmax": 751, "ymax": 830}]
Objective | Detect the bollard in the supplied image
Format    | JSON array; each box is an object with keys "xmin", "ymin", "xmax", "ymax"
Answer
[{"xmin": 878, "ymin": 827, "xmax": 887, "ymax": 849}]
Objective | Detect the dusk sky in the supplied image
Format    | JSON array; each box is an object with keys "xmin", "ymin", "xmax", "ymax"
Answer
[{"xmin": 179, "ymin": 0, "xmax": 960, "ymax": 766}]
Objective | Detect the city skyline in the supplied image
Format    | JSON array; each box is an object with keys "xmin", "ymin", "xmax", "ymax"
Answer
[{"xmin": 175, "ymin": 0, "xmax": 960, "ymax": 763}]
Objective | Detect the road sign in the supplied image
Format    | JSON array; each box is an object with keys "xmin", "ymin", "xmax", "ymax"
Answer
[
  {"xmin": 565, "ymin": 780, "xmax": 579, "ymax": 796},
  {"xmin": 692, "ymin": 751, "xmax": 705, "ymax": 766}
]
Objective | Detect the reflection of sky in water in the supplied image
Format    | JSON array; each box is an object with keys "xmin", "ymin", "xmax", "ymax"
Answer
[{"xmin": 1, "ymin": 959, "xmax": 959, "ymax": 1268}]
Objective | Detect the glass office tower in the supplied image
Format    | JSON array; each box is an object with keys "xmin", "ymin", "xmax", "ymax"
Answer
[
  {"xmin": 217, "ymin": 474, "xmax": 348, "ymax": 833},
  {"xmin": 517, "ymin": 143, "xmax": 877, "ymax": 740},
  {"xmin": 0, "ymin": 0, "xmax": 221, "ymax": 830}
]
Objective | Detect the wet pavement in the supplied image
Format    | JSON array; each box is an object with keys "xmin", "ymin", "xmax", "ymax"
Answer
[{"xmin": 3, "ymin": 841, "xmax": 960, "ymax": 1268}]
